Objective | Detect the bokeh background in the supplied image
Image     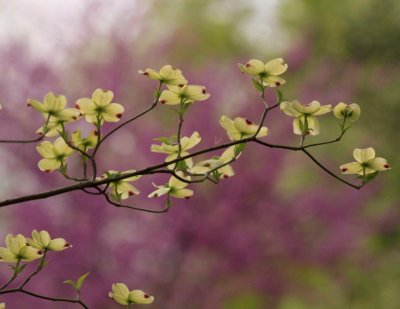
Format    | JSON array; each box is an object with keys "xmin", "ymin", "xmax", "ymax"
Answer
[{"xmin": 0, "ymin": 1, "xmax": 399, "ymax": 308}]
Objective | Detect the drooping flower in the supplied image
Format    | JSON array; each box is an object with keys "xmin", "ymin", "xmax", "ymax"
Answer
[
  {"xmin": 139, "ymin": 65, "xmax": 187, "ymax": 86},
  {"xmin": 158, "ymin": 85, "xmax": 210, "ymax": 105},
  {"xmin": 151, "ymin": 132, "xmax": 201, "ymax": 169},
  {"xmin": 27, "ymin": 230, "xmax": 70, "ymax": 251},
  {"xmin": 340, "ymin": 147, "xmax": 390, "ymax": 175},
  {"xmin": 109, "ymin": 283, "xmax": 154, "ymax": 306},
  {"xmin": 219, "ymin": 115, "xmax": 269, "ymax": 141},
  {"xmin": 333, "ymin": 102, "xmax": 361, "ymax": 122},
  {"xmin": 97, "ymin": 170, "xmax": 141, "ymax": 200},
  {"xmin": 71, "ymin": 130, "xmax": 98, "ymax": 152},
  {"xmin": 27, "ymin": 92, "xmax": 80, "ymax": 137},
  {"xmin": 75, "ymin": 89, "xmax": 124, "ymax": 125},
  {"xmin": 148, "ymin": 172, "xmax": 193, "ymax": 199},
  {"xmin": 238, "ymin": 58, "xmax": 288, "ymax": 87},
  {"xmin": 190, "ymin": 146, "xmax": 239, "ymax": 179},
  {"xmin": 280, "ymin": 100, "xmax": 332, "ymax": 136},
  {"xmin": 36, "ymin": 138, "xmax": 74, "ymax": 172},
  {"xmin": 0, "ymin": 234, "xmax": 43, "ymax": 263}
]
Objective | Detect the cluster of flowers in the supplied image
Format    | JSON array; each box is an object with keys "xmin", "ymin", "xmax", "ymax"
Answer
[
  {"xmin": 0, "ymin": 232, "xmax": 153, "ymax": 307},
  {"xmin": 0, "ymin": 230, "xmax": 70, "ymax": 263},
  {"xmin": 239, "ymin": 58, "xmax": 390, "ymax": 177},
  {"xmin": 23, "ymin": 59, "xmax": 390, "ymax": 206}
]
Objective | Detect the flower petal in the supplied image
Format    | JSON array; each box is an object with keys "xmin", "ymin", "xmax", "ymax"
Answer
[
  {"xmin": 293, "ymin": 100, "xmax": 321, "ymax": 115},
  {"xmin": 38, "ymin": 158, "xmax": 61, "ymax": 172},
  {"xmin": 0, "ymin": 247, "xmax": 17, "ymax": 263},
  {"xmin": 75, "ymin": 98, "xmax": 96, "ymax": 114},
  {"xmin": 264, "ymin": 58, "xmax": 288, "ymax": 75},
  {"xmin": 44, "ymin": 93, "xmax": 67, "ymax": 111},
  {"xmin": 27, "ymin": 99, "xmax": 47, "ymax": 113},
  {"xmin": 92, "ymin": 89, "xmax": 113, "ymax": 107},
  {"xmin": 171, "ymin": 188, "xmax": 193, "ymax": 199},
  {"xmin": 242, "ymin": 59, "xmax": 265, "ymax": 75},
  {"xmin": 261, "ymin": 75, "xmax": 286, "ymax": 87},
  {"xmin": 102, "ymin": 103, "xmax": 124, "ymax": 122},
  {"xmin": 340, "ymin": 161, "xmax": 363, "ymax": 174},
  {"xmin": 307, "ymin": 116, "xmax": 320, "ymax": 136},
  {"xmin": 48, "ymin": 238, "xmax": 69, "ymax": 251},
  {"xmin": 148, "ymin": 187, "xmax": 171, "ymax": 198},
  {"xmin": 367, "ymin": 157, "xmax": 390, "ymax": 172},
  {"xmin": 312, "ymin": 104, "xmax": 332, "ymax": 116},
  {"xmin": 159, "ymin": 90, "xmax": 181, "ymax": 105},
  {"xmin": 353, "ymin": 148, "xmax": 375, "ymax": 163},
  {"xmin": 36, "ymin": 141, "xmax": 55, "ymax": 159},
  {"xmin": 128, "ymin": 290, "xmax": 155, "ymax": 305},
  {"xmin": 280, "ymin": 101, "xmax": 302, "ymax": 117}
]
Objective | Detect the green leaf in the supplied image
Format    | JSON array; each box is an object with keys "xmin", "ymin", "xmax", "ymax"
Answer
[
  {"xmin": 251, "ymin": 79, "xmax": 264, "ymax": 93},
  {"xmin": 175, "ymin": 160, "xmax": 188, "ymax": 171},
  {"xmin": 63, "ymin": 279, "xmax": 76, "ymax": 290},
  {"xmin": 153, "ymin": 136, "xmax": 172, "ymax": 144},
  {"xmin": 234, "ymin": 143, "xmax": 246, "ymax": 154},
  {"xmin": 154, "ymin": 90, "xmax": 162, "ymax": 100},
  {"xmin": 15, "ymin": 263, "xmax": 27, "ymax": 275},
  {"xmin": 358, "ymin": 171, "xmax": 379, "ymax": 183},
  {"xmin": 76, "ymin": 272, "xmax": 90, "ymax": 291},
  {"xmin": 276, "ymin": 89, "xmax": 284, "ymax": 103}
]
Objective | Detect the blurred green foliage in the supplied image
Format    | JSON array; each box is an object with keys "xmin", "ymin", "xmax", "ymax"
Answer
[{"xmin": 282, "ymin": 0, "xmax": 400, "ymax": 62}]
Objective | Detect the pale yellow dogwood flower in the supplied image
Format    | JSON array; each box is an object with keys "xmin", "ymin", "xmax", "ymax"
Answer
[
  {"xmin": 71, "ymin": 130, "xmax": 98, "ymax": 152},
  {"xmin": 109, "ymin": 283, "xmax": 154, "ymax": 306},
  {"xmin": 159, "ymin": 84, "xmax": 210, "ymax": 105},
  {"xmin": 239, "ymin": 58, "xmax": 288, "ymax": 87},
  {"xmin": 27, "ymin": 92, "xmax": 80, "ymax": 121},
  {"xmin": 151, "ymin": 132, "xmax": 201, "ymax": 169},
  {"xmin": 148, "ymin": 172, "xmax": 193, "ymax": 199},
  {"xmin": 0, "ymin": 234, "xmax": 43, "ymax": 263},
  {"xmin": 75, "ymin": 89, "xmax": 124, "ymax": 125},
  {"xmin": 27, "ymin": 92, "xmax": 80, "ymax": 137},
  {"xmin": 280, "ymin": 100, "xmax": 332, "ymax": 136},
  {"xmin": 190, "ymin": 146, "xmax": 238, "ymax": 179},
  {"xmin": 340, "ymin": 148, "xmax": 390, "ymax": 175},
  {"xmin": 333, "ymin": 102, "xmax": 361, "ymax": 122},
  {"xmin": 36, "ymin": 138, "xmax": 74, "ymax": 172},
  {"xmin": 97, "ymin": 170, "xmax": 141, "ymax": 200},
  {"xmin": 219, "ymin": 115, "xmax": 269, "ymax": 141},
  {"xmin": 139, "ymin": 65, "xmax": 187, "ymax": 86},
  {"xmin": 27, "ymin": 230, "xmax": 70, "ymax": 252}
]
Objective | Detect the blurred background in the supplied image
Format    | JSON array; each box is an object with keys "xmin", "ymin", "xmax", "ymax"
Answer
[{"xmin": 0, "ymin": 0, "xmax": 399, "ymax": 308}]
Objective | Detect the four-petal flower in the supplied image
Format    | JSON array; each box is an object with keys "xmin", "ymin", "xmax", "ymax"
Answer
[
  {"xmin": 36, "ymin": 138, "xmax": 74, "ymax": 172},
  {"xmin": 190, "ymin": 146, "xmax": 239, "ymax": 179},
  {"xmin": 280, "ymin": 100, "xmax": 332, "ymax": 136},
  {"xmin": 219, "ymin": 115, "xmax": 269, "ymax": 141},
  {"xmin": 139, "ymin": 65, "xmax": 187, "ymax": 86},
  {"xmin": 148, "ymin": 172, "xmax": 193, "ymax": 199},
  {"xmin": 27, "ymin": 92, "xmax": 80, "ymax": 137},
  {"xmin": 340, "ymin": 147, "xmax": 390, "ymax": 175},
  {"xmin": 333, "ymin": 102, "xmax": 361, "ymax": 122},
  {"xmin": 27, "ymin": 230, "xmax": 70, "ymax": 252},
  {"xmin": 151, "ymin": 132, "xmax": 201, "ymax": 169},
  {"xmin": 239, "ymin": 58, "xmax": 288, "ymax": 87},
  {"xmin": 109, "ymin": 283, "xmax": 154, "ymax": 306},
  {"xmin": 75, "ymin": 89, "xmax": 124, "ymax": 125},
  {"xmin": 97, "ymin": 170, "xmax": 141, "ymax": 200},
  {"xmin": 0, "ymin": 234, "xmax": 43, "ymax": 263},
  {"xmin": 159, "ymin": 85, "xmax": 210, "ymax": 105}
]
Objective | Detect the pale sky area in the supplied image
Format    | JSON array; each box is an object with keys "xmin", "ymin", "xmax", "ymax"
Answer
[{"xmin": 0, "ymin": 0, "xmax": 286, "ymax": 63}]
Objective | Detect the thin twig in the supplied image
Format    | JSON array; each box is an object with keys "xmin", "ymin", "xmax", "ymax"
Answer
[
  {"xmin": 301, "ymin": 148, "xmax": 362, "ymax": 190},
  {"xmin": 102, "ymin": 191, "xmax": 169, "ymax": 214}
]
